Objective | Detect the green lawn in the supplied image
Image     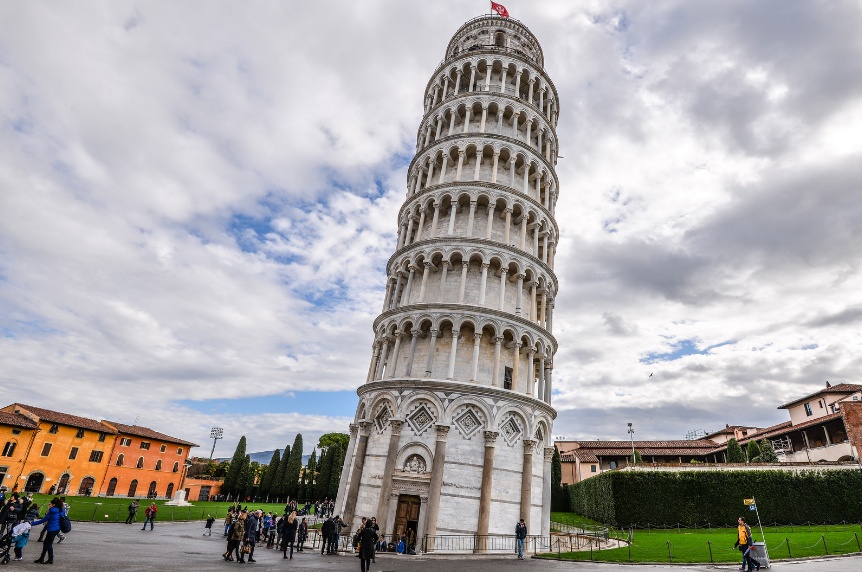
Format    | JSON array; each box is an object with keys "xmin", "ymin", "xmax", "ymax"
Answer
[
  {"xmin": 27, "ymin": 494, "xmax": 304, "ymax": 522},
  {"xmin": 543, "ymin": 515, "xmax": 862, "ymax": 563}
]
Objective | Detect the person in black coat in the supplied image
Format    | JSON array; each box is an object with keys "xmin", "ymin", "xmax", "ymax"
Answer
[
  {"xmin": 320, "ymin": 517, "xmax": 334, "ymax": 554},
  {"xmin": 282, "ymin": 511, "xmax": 298, "ymax": 559},
  {"xmin": 358, "ymin": 519, "xmax": 379, "ymax": 572}
]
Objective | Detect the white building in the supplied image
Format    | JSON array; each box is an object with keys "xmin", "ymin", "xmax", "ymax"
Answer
[{"xmin": 335, "ymin": 14, "xmax": 561, "ymax": 549}]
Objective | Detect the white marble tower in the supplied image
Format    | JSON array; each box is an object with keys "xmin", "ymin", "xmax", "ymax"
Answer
[{"xmin": 336, "ymin": 14, "xmax": 560, "ymax": 548}]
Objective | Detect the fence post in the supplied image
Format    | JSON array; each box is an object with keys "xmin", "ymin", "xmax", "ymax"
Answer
[
  {"xmin": 589, "ymin": 538, "xmax": 593, "ymax": 561},
  {"xmin": 91, "ymin": 507, "xmax": 97, "ymax": 521},
  {"xmin": 786, "ymin": 537, "xmax": 791, "ymax": 558},
  {"xmin": 628, "ymin": 532, "xmax": 632, "ymax": 562},
  {"xmin": 822, "ymin": 534, "xmax": 828, "ymax": 555},
  {"xmin": 171, "ymin": 508, "xmax": 175, "ymax": 521},
  {"xmin": 667, "ymin": 540, "xmax": 672, "ymax": 563},
  {"xmin": 855, "ymin": 532, "xmax": 861, "ymax": 552},
  {"xmin": 116, "ymin": 505, "xmax": 121, "ymax": 522},
  {"xmin": 708, "ymin": 540, "xmax": 713, "ymax": 563}
]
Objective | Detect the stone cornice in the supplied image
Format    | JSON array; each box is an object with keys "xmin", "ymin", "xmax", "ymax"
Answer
[
  {"xmin": 398, "ymin": 181, "xmax": 560, "ymax": 237},
  {"xmin": 373, "ymin": 302, "xmax": 558, "ymax": 353},
  {"xmin": 358, "ymin": 378, "xmax": 558, "ymax": 421},
  {"xmin": 386, "ymin": 236, "xmax": 559, "ymax": 292}
]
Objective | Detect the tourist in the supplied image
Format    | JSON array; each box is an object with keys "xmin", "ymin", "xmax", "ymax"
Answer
[
  {"xmin": 262, "ymin": 511, "xmax": 272, "ymax": 541},
  {"xmin": 31, "ymin": 497, "xmax": 64, "ymax": 565},
  {"xmin": 125, "ymin": 500, "xmax": 138, "ymax": 524},
  {"xmin": 357, "ymin": 517, "xmax": 378, "ymax": 572},
  {"xmin": 223, "ymin": 510, "xmax": 245, "ymax": 562},
  {"xmin": 273, "ymin": 514, "xmax": 284, "ymax": 549},
  {"xmin": 515, "ymin": 518, "xmax": 527, "ymax": 559},
  {"xmin": 245, "ymin": 509, "xmax": 258, "ymax": 562},
  {"xmin": 297, "ymin": 516, "xmax": 308, "ymax": 552},
  {"xmin": 333, "ymin": 515, "xmax": 347, "ymax": 552},
  {"xmin": 10, "ymin": 517, "xmax": 32, "ymax": 561},
  {"xmin": 204, "ymin": 514, "xmax": 215, "ymax": 536},
  {"xmin": 734, "ymin": 517, "xmax": 759, "ymax": 572},
  {"xmin": 369, "ymin": 516, "xmax": 380, "ymax": 562},
  {"xmin": 282, "ymin": 511, "xmax": 298, "ymax": 559},
  {"xmin": 141, "ymin": 502, "xmax": 157, "ymax": 530},
  {"xmin": 320, "ymin": 515, "xmax": 334, "ymax": 554},
  {"xmin": 223, "ymin": 509, "xmax": 234, "ymax": 537}
]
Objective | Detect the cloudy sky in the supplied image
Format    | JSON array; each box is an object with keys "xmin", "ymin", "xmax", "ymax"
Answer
[{"xmin": 1, "ymin": 0, "xmax": 860, "ymax": 456}]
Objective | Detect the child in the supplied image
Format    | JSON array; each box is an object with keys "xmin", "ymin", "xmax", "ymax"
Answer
[
  {"xmin": 10, "ymin": 519, "xmax": 32, "ymax": 561},
  {"xmin": 204, "ymin": 515, "xmax": 215, "ymax": 536}
]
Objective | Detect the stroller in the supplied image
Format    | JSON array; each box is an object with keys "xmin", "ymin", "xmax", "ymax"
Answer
[{"xmin": 0, "ymin": 526, "xmax": 13, "ymax": 565}]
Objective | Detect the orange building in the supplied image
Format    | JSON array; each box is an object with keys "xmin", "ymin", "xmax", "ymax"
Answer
[
  {"xmin": 0, "ymin": 411, "xmax": 39, "ymax": 491},
  {"xmin": 101, "ymin": 421, "xmax": 198, "ymax": 499},
  {"xmin": 182, "ymin": 476, "xmax": 223, "ymax": 502},
  {"xmin": 0, "ymin": 404, "xmax": 118, "ymax": 495}
]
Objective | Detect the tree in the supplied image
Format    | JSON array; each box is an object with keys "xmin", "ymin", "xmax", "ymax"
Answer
[
  {"xmin": 327, "ymin": 442, "xmax": 343, "ymax": 499},
  {"xmin": 259, "ymin": 449, "xmax": 281, "ymax": 497},
  {"xmin": 222, "ymin": 436, "xmax": 247, "ymax": 498},
  {"xmin": 214, "ymin": 460, "xmax": 230, "ymax": 478},
  {"xmin": 316, "ymin": 448, "xmax": 330, "ymax": 499},
  {"xmin": 236, "ymin": 456, "xmax": 255, "ymax": 500},
  {"xmin": 631, "ymin": 450, "xmax": 643, "ymax": 464},
  {"xmin": 272, "ymin": 444, "xmax": 290, "ymax": 498},
  {"xmin": 285, "ymin": 434, "xmax": 304, "ymax": 498},
  {"xmin": 551, "ymin": 445, "xmax": 568, "ymax": 511},
  {"xmin": 306, "ymin": 450, "xmax": 317, "ymax": 490},
  {"xmin": 726, "ymin": 438, "xmax": 745, "ymax": 463},
  {"xmin": 318, "ymin": 432, "xmax": 350, "ymax": 452},
  {"xmin": 754, "ymin": 439, "xmax": 779, "ymax": 463},
  {"xmin": 746, "ymin": 440, "xmax": 761, "ymax": 463}
]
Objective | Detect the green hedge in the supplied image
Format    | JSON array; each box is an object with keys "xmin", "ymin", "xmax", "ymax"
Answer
[{"xmin": 567, "ymin": 469, "xmax": 862, "ymax": 527}]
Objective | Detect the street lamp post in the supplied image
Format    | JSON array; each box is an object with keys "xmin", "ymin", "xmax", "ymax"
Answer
[
  {"xmin": 209, "ymin": 427, "xmax": 224, "ymax": 461},
  {"xmin": 627, "ymin": 422, "xmax": 636, "ymax": 465}
]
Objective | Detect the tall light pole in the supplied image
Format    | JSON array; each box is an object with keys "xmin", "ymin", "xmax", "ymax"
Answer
[
  {"xmin": 209, "ymin": 427, "xmax": 224, "ymax": 461},
  {"xmin": 627, "ymin": 422, "xmax": 636, "ymax": 465}
]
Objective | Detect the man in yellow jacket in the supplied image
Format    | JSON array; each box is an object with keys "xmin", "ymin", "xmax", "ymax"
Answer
[{"xmin": 734, "ymin": 517, "xmax": 759, "ymax": 571}]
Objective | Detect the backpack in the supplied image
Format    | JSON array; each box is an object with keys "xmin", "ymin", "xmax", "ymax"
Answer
[{"xmin": 59, "ymin": 511, "xmax": 72, "ymax": 534}]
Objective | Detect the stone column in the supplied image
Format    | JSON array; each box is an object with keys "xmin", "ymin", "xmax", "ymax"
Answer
[
  {"xmin": 458, "ymin": 261, "xmax": 469, "ymax": 303},
  {"xmin": 454, "ymin": 69, "xmax": 463, "ymax": 95},
  {"xmin": 405, "ymin": 330, "xmax": 419, "ymax": 376},
  {"xmin": 491, "ymin": 152, "xmax": 500, "ymax": 183},
  {"xmin": 491, "ymin": 336, "xmax": 502, "ymax": 387},
  {"xmin": 405, "ymin": 215, "xmax": 415, "ymax": 246},
  {"xmin": 515, "ymin": 274, "xmax": 524, "ymax": 315},
  {"xmin": 447, "ymin": 110, "xmax": 456, "ymax": 136},
  {"xmin": 423, "ymin": 424, "xmax": 450, "ymax": 550},
  {"xmin": 466, "ymin": 200, "xmax": 477, "ymax": 236},
  {"xmin": 415, "ymin": 208, "xmax": 426, "ymax": 242},
  {"xmin": 430, "ymin": 201, "xmax": 441, "ymax": 238},
  {"xmin": 478, "ymin": 263, "xmax": 489, "ymax": 306},
  {"xmin": 541, "ymin": 447, "xmax": 553, "ymax": 537},
  {"xmin": 376, "ymin": 337, "xmax": 390, "ymax": 379},
  {"xmin": 425, "ymin": 157, "xmax": 435, "ymax": 187},
  {"xmin": 424, "ymin": 329, "xmax": 438, "ymax": 377},
  {"xmin": 455, "ymin": 150, "xmax": 465, "ymax": 181},
  {"xmin": 416, "ymin": 496, "xmax": 429, "ymax": 550},
  {"xmin": 382, "ymin": 278, "xmax": 393, "ymax": 313},
  {"xmin": 485, "ymin": 205, "xmax": 495, "ymax": 239},
  {"xmin": 386, "ymin": 332, "xmax": 403, "ymax": 378},
  {"xmin": 402, "ymin": 265, "xmax": 416, "ymax": 305},
  {"xmin": 473, "ymin": 151, "xmax": 482, "ymax": 180},
  {"xmin": 530, "ymin": 282, "xmax": 537, "ymax": 322},
  {"xmin": 438, "ymin": 262, "xmax": 449, "ymax": 300},
  {"xmin": 447, "ymin": 330, "xmax": 460, "ymax": 380},
  {"xmin": 447, "ymin": 201, "xmax": 458, "ymax": 235},
  {"xmin": 366, "ymin": 341, "xmax": 381, "ymax": 383},
  {"xmin": 470, "ymin": 332, "xmax": 482, "ymax": 381},
  {"xmin": 503, "ymin": 208, "xmax": 512, "ymax": 244},
  {"xmin": 475, "ymin": 431, "xmax": 499, "ymax": 551},
  {"xmin": 334, "ymin": 423, "xmax": 359, "ymax": 514},
  {"xmin": 537, "ymin": 355, "xmax": 546, "ymax": 402},
  {"xmin": 514, "ymin": 70, "xmax": 523, "ymax": 98},
  {"xmin": 498, "ymin": 268, "xmax": 508, "ymax": 310},
  {"xmin": 438, "ymin": 154, "xmax": 449, "ymax": 184},
  {"xmin": 526, "ymin": 349, "xmax": 535, "ymax": 396},
  {"xmin": 545, "ymin": 363, "xmax": 553, "ymax": 404},
  {"xmin": 418, "ymin": 262, "xmax": 432, "ymax": 302},
  {"xmin": 375, "ymin": 419, "xmax": 404, "ymax": 532},
  {"xmin": 462, "ymin": 107, "xmax": 472, "ymax": 133},
  {"xmin": 500, "ymin": 67, "xmax": 507, "ymax": 93},
  {"xmin": 546, "ymin": 300, "xmax": 554, "ymax": 333},
  {"xmin": 480, "ymin": 105, "xmax": 488, "ymax": 132},
  {"xmin": 520, "ymin": 439, "xmax": 536, "ymax": 529},
  {"xmin": 512, "ymin": 342, "xmax": 521, "ymax": 391},
  {"xmin": 528, "ymin": 78, "xmax": 535, "ymax": 104},
  {"xmin": 468, "ymin": 65, "xmax": 477, "ymax": 92},
  {"xmin": 342, "ymin": 421, "xmax": 372, "ymax": 528},
  {"xmin": 519, "ymin": 216, "xmax": 528, "ymax": 250}
]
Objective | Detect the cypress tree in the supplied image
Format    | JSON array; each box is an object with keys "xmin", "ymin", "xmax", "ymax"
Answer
[
  {"xmin": 259, "ymin": 449, "xmax": 280, "ymax": 497},
  {"xmin": 756, "ymin": 439, "xmax": 779, "ymax": 462},
  {"xmin": 271, "ymin": 445, "xmax": 290, "ymax": 498},
  {"xmin": 316, "ymin": 448, "xmax": 331, "ymax": 499},
  {"xmin": 306, "ymin": 450, "xmax": 317, "ymax": 496},
  {"xmin": 746, "ymin": 440, "xmax": 761, "ymax": 463},
  {"xmin": 726, "ymin": 438, "xmax": 745, "ymax": 463},
  {"xmin": 551, "ymin": 445, "xmax": 562, "ymax": 488},
  {"xmin": 236, "ymin": 456, "xmax": 254, "ymax": 500},
  {"xmin": 285, "ymin": 434, "xmax": 304, "ymax": 498},
  {"xmin": 327, "ymin": 442, "xmax": 343, "ymax": 499},
  {"xmin": 222, "ymin": 436, "xmax": 247, "ymax": 498}
]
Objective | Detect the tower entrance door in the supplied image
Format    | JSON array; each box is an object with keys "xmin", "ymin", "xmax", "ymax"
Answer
[{"xmin": 393, "ymin": 494, "xmax": 421, "ymax": 544}]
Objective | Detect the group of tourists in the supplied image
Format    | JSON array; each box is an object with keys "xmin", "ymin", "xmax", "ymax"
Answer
[
  {"xmin": 0, "ymin": 488, "xmax": 71, "ymax": 565},
  {"xmin": 220, "ymin": 504, "xmax": 310, "ymax": 563}
]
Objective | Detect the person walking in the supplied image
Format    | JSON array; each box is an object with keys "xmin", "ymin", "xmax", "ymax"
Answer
[
  {"xmin": 515, "ymin": 518, "xmax": 527, "ymax": 559},
  {"xmin": 204, "ymin": 515, "xmax": 215, "ymax": 536},
  {"xmin": 31, "ymin": 497, "xmax": 65, "ymax": 565},
  {"xmin": 734, "ymin": 517, "xmax": 759, "ymax": 572},
  {"xmin": 141, "ymin": 503, "xmax": 157, "ymax": 530},
  {"xmin": 245, "ymin": 509, "xmax": 258, "ymax": 562},
  {"xmin": 320, "ymin": 516, "xmax": 334, "ymax": 555},
  {"xmin": 224, "ymin": 510, "xmax": 245, "ymax": 562},
  {"xmin": 297, "ymin": 517, "xmax": 308, "ymax": 552},
  {"xmin": 223, "ymin": 509, "xmax": 234, "ymax": 537},
  {"xmin": 125, "ymin": 500, "xmax": 138, "ymax": 524},
  {"xmin": 358, "ymin": 517, "xmax": 379, "ymax": 572},
  {"xmin": 282, "ymin": 511, "xmax": 298, "ymax": 559}
]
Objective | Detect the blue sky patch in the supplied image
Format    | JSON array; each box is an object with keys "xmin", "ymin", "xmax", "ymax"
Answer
[
  {"xmin": 178, "ymin": 389, "xmax": 358, "ymax": 418},
  {"xmin": 641, "ymin": 338, "xmax": 735, "ymax": 364}
]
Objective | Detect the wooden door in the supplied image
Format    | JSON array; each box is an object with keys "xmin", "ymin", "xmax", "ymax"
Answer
[{"xmin": 393, "ymin": 494, "xmax": 421, "ymax": 537}]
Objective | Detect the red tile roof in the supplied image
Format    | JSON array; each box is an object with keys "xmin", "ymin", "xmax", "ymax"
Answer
[
  {"xmin": 0, "ymin": 411, "xmax": 39, "ymax": 430},
  {"xmin": 778, "ymin": 383, "xmax": 862, "ymax": 409},
  {"xmin": 11, "ymin": 404, "xmax": 116, "ymax": 433},
  {"xmin": 558, "ymin": 439, "xmax": 719, "ymax": 458},
  {"xmin": 104, "ymin": 421, "xmax": 198, "ymax": 448},
  {"xmin": 706, "ymin": 413, "xmax": 845, "ymax": 453}
]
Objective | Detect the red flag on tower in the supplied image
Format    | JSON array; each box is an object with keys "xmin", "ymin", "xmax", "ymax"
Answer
[{"xmin": 491, "ymin": 2, "xmax": 509, "ymax": 18}]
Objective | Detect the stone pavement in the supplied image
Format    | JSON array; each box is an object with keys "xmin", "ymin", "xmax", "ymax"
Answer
[{"xmin": 19, "ymin": 521, "xmax": 862, "ymax": 572}]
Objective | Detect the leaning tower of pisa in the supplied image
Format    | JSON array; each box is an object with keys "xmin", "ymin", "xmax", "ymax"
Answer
[{"xmin": 336, "ymin": 14, "xmax": 560, "ymax": 548}]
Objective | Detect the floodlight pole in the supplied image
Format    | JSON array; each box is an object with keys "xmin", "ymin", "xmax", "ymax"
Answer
[
  {"xmin": 209, "ymin": 427, "xmax": 224, "ymax": 461},
  {"xmin": 627, "ymin": 422, "xmax": 635, "ymax": 464}
]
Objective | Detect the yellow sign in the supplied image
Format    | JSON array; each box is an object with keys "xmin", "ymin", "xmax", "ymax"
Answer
[{"xmin": 743, "ymin": 499, "xmax": 755, "ymax": 505}]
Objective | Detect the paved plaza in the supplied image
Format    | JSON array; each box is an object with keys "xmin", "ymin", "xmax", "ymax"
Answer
[{"xmin": 12, "ymin": 521, "xmax": 861, "ymax": 572}]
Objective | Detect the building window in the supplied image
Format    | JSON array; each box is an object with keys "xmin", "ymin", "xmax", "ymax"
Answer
[
  {"xmin": 609, "ymin": 460, "xmax": 617, "ymax": 469},
  {"xmin": 159, "ymin": 445, "xmax": 166, "ymax": 453},
  {"xmin": 591, "ymin": 465, "xmax": 596, "ymax": 473},
  {"xmin": 140, "ymin": 442, "xmax": 151, "ymax": 450},
  {"xmin": 177, "ymin": 447, "xmax": 183, "ymax": 455},
  {"xmin": 75, "ymin": 429, "xmax": 85, "ymax": 438},
  {"xmin": 89, "ymin": 450, "xmax": 104, "ymax": 463},
  {"xmin": 11, "ymin": 429, "xmax": 20, "ymax": 435},
  {"xmin": 116, "ymin": 454, "xmax": 124, "ymax": 466},
  {"xmin": 503, "ymin": 367, "xmax": 513, "ymax": 390},
  {"xmin": 155, "ymin": 460, "xmax": 162, "ymax": 471},
  {"xmin": 804, "ymin": 403, "xmax": 813, "ymax": 416},
  {"xmin": 172, "ymin": 462, "xmax": 179, "ymax": 473},
  {"xmin": 41, "ymin": 443, "xmax": 52, "ymax": 457},
  {"xmin": 120, "ymin": 438, "xmax": 131, "ymax": 447},
  {"xmin": 136, "ymin": 456, "xmax": 144, "ymax": 469},
  {"xmin": 48, "ymin": 424, "xmax": 59, "ymax": 434},
  {"xmin": 69, "ymin": 447, "xmax": 79, "ymax": 460},
  {"xmin": 98, "ymin": 433, "xmax": 107, "ymax": 442},
  {"xmin": 2, "ymin": 442, "xmax": 16, "ymax": 457},
  {"xmin": 127, "ymin": 479, "xmax": 138, "ymax": 497}
]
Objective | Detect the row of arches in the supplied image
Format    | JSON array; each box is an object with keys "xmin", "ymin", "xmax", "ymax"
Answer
[
  {"xmin": 383, "ymin": 249, "xmax": 556, "ymax": 330},
  {"xmin": 408, "ymin": 142, "xmax": 557, "ymax": 213},
  {"xmin": 357, "ymin": 387, "xmax": 553, "ymax": 446},
  {"xmin": 115, "ymin": 453, "xmax": 180, "ymax": 472},
  {"xmin": 425, "ymin": 56, "xmax": 558, "ymax": 127},
  {"xmin": 417, "ymin": 97, "xmax": 557, "ymax": 161},
  {"xmin": 22, "ymin": 471, "xmax": 93, "ymax": 495},
  {"xmin": 367, "ymin": 313, "xmax": 555, "ymax": 405},
  {"xmin": 395, "ymin": 188, "xmax": 558, "ymax": 267},
  {"xmin": 105, "ymin": 478, "xmax": 170, "ymax": 498},
  {"xmin": 448, "ymin": 24, "xmax": 543, "ymax": 67}
]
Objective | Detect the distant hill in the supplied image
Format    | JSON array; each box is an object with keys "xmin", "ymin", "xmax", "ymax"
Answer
[{"xmin": 217, "ymin": 449, "xmax": 311, "ymax": 466}]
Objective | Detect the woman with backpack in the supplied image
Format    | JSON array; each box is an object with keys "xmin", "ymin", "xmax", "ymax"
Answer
[{"xmin": 31, "ymin": 498, "xmax": 67, "ymax": 564}]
